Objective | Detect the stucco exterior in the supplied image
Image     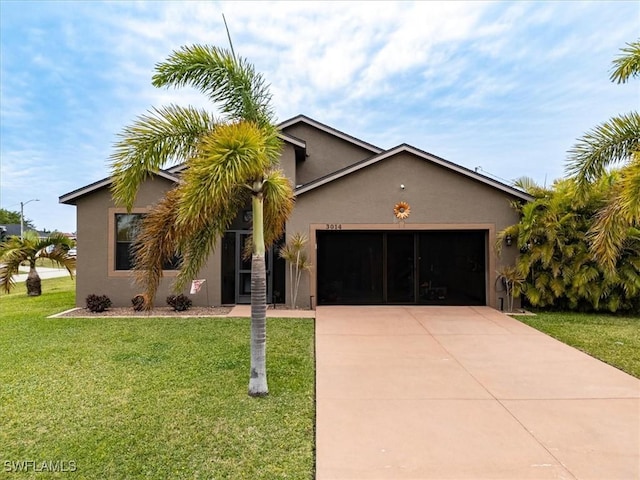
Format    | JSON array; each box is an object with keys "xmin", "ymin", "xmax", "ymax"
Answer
[
  {"xmin": 60, "ymin": 115, "xmax": 530, "ymax": 309},
  {"xmin": 287, "ymin": 151, "xmax": 522, "ymax": 309}
]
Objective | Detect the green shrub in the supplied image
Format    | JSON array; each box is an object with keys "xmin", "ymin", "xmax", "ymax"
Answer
[
  {"xmin": 166, "ymin": 294, "xmax": 192, "ymax": 312},
  {"xmin": 131, "ymin": 294, "xmax": 146, "ymax": 311},
  {"xmin": 86, "ymin": 294, "xmax": 112, "ymax": 312}
]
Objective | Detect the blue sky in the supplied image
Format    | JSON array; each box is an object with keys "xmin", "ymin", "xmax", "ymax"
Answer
[{"xmin": 1, "ymin": 0, "xmax": 638, "ymax": 234}]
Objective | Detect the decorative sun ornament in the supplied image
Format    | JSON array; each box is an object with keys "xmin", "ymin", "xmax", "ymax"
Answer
[{"xmin": 394, "ymin": 201, "xmax": 411, "ymax": 220}]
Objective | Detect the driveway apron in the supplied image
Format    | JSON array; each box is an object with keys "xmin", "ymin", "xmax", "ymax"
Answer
[{"xmin": 315, "ymin": 306, "xmax": 640, "ymax": 480}]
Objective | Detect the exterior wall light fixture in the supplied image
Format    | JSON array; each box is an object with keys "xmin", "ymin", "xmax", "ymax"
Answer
[{"xmin": 505, "ymin": 234, "xmax": 513, "ymax": 247}]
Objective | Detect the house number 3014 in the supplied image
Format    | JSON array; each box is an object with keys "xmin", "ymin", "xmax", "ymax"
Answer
[{"xmin": 326, "ymin": 224, "xmax": 342, "ymax": 230}]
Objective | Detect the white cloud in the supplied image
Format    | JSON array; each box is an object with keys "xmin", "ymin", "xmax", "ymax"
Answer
[{"xmin": 0, "ymin": 0, "xmax": 638, "ymax": 233}]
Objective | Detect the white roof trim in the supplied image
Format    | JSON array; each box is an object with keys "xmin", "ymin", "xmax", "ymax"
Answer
[
  {"xmin": 59, "ymin": 170, "xmax": 180, "ymax": 205},
  {"xmin": 295, "ymin": 144, "xmax": 534, "ymax": 202},
  {"xmin": 279, "ymin": 115, "xmax": 383, "ymax": 154},
  {"xmin": 279, "ymin": 131, "xmax": 306, "ymax": 149}
]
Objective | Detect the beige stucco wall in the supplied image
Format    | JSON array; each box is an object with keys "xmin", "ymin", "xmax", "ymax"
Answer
[
  {"xmin": 282, "ymin": 123, "xmax": 377, "ymax": 186},
  {"xmin": 286, "ymin": 151, "xmax": 522, "ymax": 309},
  {"xmin": 75, "ymin": 177, "xmax": 220, "ymax": 308},
  {"xmin": 279, "ymin": 143, "xmax": 296, "ymax": 183}
]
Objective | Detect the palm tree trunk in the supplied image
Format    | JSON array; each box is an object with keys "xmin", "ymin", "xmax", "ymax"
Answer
[
  {"xmin": 249, "ymin": 253, "xmax": 268, "ymax": 396},
  {"xmin": 248, "ymin": 187, "xmax": 268, "ymax": 396},
  {"xmin": 26, "ymin": 266, "xmax": 41, "ymax": 296}
]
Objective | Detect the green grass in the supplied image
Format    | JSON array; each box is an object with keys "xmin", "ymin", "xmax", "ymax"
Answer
[
  {"xmin": 515, "ymin": 311, "xmax": 640, "ymax": 378},
  {"xmin": 0, "ymin": 278, "xmax": 315, "ymax": 479}
]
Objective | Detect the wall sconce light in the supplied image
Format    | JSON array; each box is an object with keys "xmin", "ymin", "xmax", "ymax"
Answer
[
  {"xmin": 505, "ymin": 234, "xmax": 513, "ymax": 247},
  {"xmin": 400, "ymin": 184, "xmax": 405, "ymax": 190}
]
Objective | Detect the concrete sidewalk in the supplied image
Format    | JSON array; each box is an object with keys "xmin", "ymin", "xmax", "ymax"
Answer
[
  {"xmin": 315, "ymin": 306, "xmax": 640, "ymax": 479},
  {"xmin": 227, "ymin": 304, "xmax": 315, "ymax": 318}
]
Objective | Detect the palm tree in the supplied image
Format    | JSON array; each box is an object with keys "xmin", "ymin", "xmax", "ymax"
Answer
[
  {"xmin": 109, "ymin": 45, "xmax": 294, "ymax": 397},
  {"xmin": 498, "ymin": 176, "xmax": 640, "ymax": 312},
  {"xmin": 0, "ymin": 231, "xmax": 75, "ymax": 296},
  {"xmin": 566, "ymin": 39, "xmax": 640, "ymax": 271},
  {"xmin": 279, "ymin": 232, "xmax": 312, "ymax": 309}
]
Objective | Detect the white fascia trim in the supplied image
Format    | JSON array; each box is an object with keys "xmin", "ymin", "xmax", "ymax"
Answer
[
  {"xmin": 279, "ymin": 115, "xmax": 383, "ymax": 154},
  {"xmin": 279, "ymin": 132, "xmax": 306, "ymax": 149},
  {"xmin": 59, "ymin": 170, "xmax": 181, "ymax": 204},
  {"xmin": 296, "ymin": 145, "xmax": 534, "ymax": 202}
]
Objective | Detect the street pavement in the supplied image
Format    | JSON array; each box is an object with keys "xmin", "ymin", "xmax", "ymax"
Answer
[{"xmin": 12, "ymin": 266, "xmax": 72, "ymax": 283}]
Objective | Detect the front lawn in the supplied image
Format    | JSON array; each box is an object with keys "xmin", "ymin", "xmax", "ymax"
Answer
[
  {"xmin": 516, "ymin": 311, "xmax": 640, "ymax": 378},
  {"xmin": 0, "ymin": 278, "xmax": 315, "ymax": 479}
]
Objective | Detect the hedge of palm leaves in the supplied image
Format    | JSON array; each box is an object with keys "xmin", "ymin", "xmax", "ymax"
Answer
[{"xmin": 499, "ymin": 175, "xmax": 640, "ymax": 312}]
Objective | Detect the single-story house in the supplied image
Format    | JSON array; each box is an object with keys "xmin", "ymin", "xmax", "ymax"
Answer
[
  {"xmin": 59, "ymin": 115, "xmax": 532, "ymax": 309},
  {"xmin": 0, "ymin": 224, "xmax": 74, "ymax": 241}
]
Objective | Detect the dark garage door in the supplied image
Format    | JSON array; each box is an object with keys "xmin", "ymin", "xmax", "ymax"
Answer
[{"xmin": 317, "ymin": 230, "xmax": 486, "ymax": 306}]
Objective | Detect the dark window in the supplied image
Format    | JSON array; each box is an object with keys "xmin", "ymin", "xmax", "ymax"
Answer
[
  {"xmin": 115, "ymin": 214, "xmax": 142, "ymax": 270},
  {"xmin": 115, "ymin": 214, "xmax": 180, "ymax": 271}
]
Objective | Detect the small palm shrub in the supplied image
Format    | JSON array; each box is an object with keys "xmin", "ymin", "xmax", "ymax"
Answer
[
  {"xmin": 167, "ymin": 294, "xmax": 192, "ymax": 312},
  {"xmin": 86, "ymin": 294, "xmax": 112, "ymax": 313}
]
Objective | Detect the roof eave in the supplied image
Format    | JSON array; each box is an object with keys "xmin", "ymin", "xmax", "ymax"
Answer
[
  {"xmin": 279, "ymin": 114, "xmax": 383, "ymax": 154},
  {"xmin": 295, "ymin": 144, "xmax": 534, "ymax": 202},
  {"xmin": 59, "ymin": 170, "xmax": 181, "ymax": 205}
]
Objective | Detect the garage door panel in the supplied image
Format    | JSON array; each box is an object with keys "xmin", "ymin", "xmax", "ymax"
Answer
[{"xmin": 317, "ymin": 230, "xmax": 486, "ymax": 306}]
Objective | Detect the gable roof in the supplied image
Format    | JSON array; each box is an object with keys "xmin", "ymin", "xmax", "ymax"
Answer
[
  {"xmin": 59, "ymin": 130, "xmax": 307, "ymax": 205},
  {"xmin": 295, "ymin": 143, "xmax": 534, "ymax": 202},
  {"xmin": 60, "ymin": 115, "xmax": 533, "ymax": 205},
  {"xmin": 59, "ymin": 170, "xmax": 180, "ymax": 205},
  {"xmin": 279, "ymin": 114, "xmax": 383, "ymax": 155}
]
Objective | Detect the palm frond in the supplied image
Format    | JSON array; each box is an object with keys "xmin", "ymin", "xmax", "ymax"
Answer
[
  {"xmin": 589, "ymin": 186, "xmax": 632, "ymax": 272},
  {"xmin": 610, "ymin": 40, "xmax": 640, "ymax": 84},
  {"xmin": 262, "ymin": 169, "xmax": 295, "ymax": 248},
  {"xmin": 110, "ymin": 105, "xmax": 217, "ymax": 210},
  {"xmin": 0, "ymin": 258, "xmax": 20, "ymax": 293},
  {"xmin": 174, "ymin": 192, "xmax": 249, "ymax": 292},
  {"xmin": 131, "ymin": 189, "xmax": 183, "ymax": 307},
  {"xmin": 617, "ymin": 153, "xmax": 640, "ymax": 222},
  {"xmin": 152, "ymin": 45, "xmax": 275, "ymax": 126},
  {"xmin": 176, "ymin": 122, "xmax": 280, "ymax": 226},
  {"xmin": 566, "ymin": 111, "xmax": 640, "ymax": 193}
]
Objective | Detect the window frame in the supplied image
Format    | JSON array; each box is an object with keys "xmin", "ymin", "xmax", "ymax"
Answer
[{"xmin": 108, "ymin": 207, "xmax": 179, "ymax": 278}]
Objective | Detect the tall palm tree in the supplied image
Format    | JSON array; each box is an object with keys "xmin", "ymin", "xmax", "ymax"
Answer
[
  {"xmin": 109, "ymin": 45, "xmax": 294, "ymax": 397},
  {"xmin": 0, "ymin": 231, "xmax": 75, "ymax": 296},
  {"xmin": 566, "ymin": 39, "xmax": 640, "ymax": 271}
]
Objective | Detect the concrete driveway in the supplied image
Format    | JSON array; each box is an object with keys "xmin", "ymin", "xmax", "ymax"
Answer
[{"xmin": 315, "ymin": 306, "xmax": 640, "ymax": 480}]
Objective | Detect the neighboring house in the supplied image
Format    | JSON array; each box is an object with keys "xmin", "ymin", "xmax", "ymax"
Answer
[
  {"xmin": 59, "ymin": 115, "xmax": 532, "ymax": 309},
  {"xmin": 0, "ymin": 224, "xmax": 68, "ymax": 240}
]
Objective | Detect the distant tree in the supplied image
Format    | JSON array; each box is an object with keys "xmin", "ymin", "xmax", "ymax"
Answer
[
  {"xmin": 0, "ymin": 231, "xmax": 76, "ymax": 296},
  {"xmin": 109, "ymin": 44, "xmax": 294, "ymax": 397},
  {"xmin": 0, "ymin": 208, "xmax": 35, "ymax": 229},
  {"xmin": 566, "ymin": 39, "xmax": 640, "ymax": 271}
]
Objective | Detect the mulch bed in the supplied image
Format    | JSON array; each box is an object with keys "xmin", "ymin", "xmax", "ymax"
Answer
[{"xmin": 54, "ymin": 306, "xmax": 233, "ymax": 318}]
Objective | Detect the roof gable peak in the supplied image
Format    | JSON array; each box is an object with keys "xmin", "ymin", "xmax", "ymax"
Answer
[{"xmin": 279, "ymin": 115, "xmax": 383, "ymax": 154}]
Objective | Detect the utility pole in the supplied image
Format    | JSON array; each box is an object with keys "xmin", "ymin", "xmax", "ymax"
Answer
[{"xmin": 20, "ymin": 199, "xmax": 39, "ymax": 240}]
